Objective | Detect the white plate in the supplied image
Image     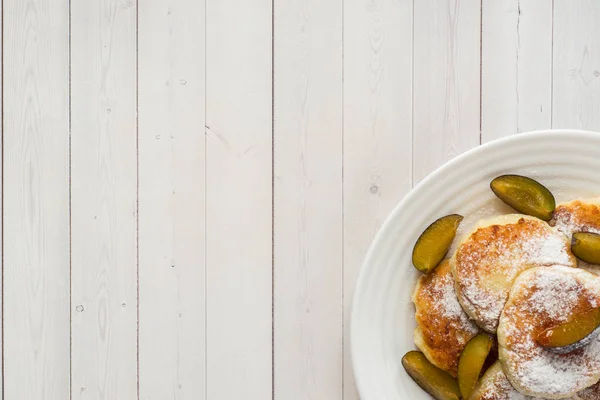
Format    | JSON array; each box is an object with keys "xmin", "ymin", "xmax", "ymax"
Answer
[{"xmin": 351, "ymin": 130, "xmax": 600, "ymax": 400}]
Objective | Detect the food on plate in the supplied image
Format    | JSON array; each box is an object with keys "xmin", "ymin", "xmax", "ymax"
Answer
[
  {"xmin": 551, "ymin": 198, "xmax": 600, "ymax": 275},
  {"xmin": 412, "ymin": 214, "xmax": 463, "ymax": 274},
  {"xmin": 578, "ymin": 380, "xmax": 600, "ymax": 400},
  {"xmin": 457, "ymin": 334, "xmax": 494, "ymax": 399},
  {"xmin": 413, "ymin": 260, "xmax": 480, "ymax": 377},
  {"xmin": 572, "ymin": 232, "xmax": 600, "ymax": 265},
  {"xmin": 404, "ymin": 175, "xmax": 600, "ymax": 399},
  {"xmin": 469, "ymin": 360, "xmax": 581, "ymax": 400},
  {"xmin": 490, "ymin": 175, "xmax": 556, "ymax": 221},
  {"xmin": 551, "ymin": 197, "xmax": 600, "ymax": 238},
  {"xmin": 537, "ymin": 304, "xmax": 600, "ymax": 354},
  {"xmin": 497, "ymin": 266, "xmax": 600, "ymax": 398},
  {"xmin": 468, "ymin": 361, "xmax": 531, "ymax": 400},
  {"xmin": 451, "ymin": 214, "xmax": 575, "ymax": 333},
  {"xmin": 401, "ymin": 351, "xmax": 461, "ymax": 400}
]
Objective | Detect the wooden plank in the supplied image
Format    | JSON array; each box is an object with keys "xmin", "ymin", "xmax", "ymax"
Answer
[
  {"xmin": 273, "ymin": 0, "xmax": 342, "ymax": 398},
  {"xmin": 3, "ymin": 0, "xmax": 70, "ymax": 398},
  {"xmin": 481, "ymin": 0, "xmax": 553, "ymax": 143},
  {"xmin": 0, "ymin": 3, "xmax": 3, "ymax": 398},
  {"xmin": 553, "ymin": 0, "xmax": 600, "ymax": 130},
  {"xmin": 342, "ymin": 0, "xmax": 413, "ymax": 398},
  {"xmin": 413, "ymin": 0, "xmax": 481, "ymax": 182},
  {"xmin": 138, "ymin": 1, "xmax": 206, "ymax": 399},
  {"xmin": 70, "ymin": 0, "xmax": 138, "ymax": 397},
  {"xmin": 205, "ymin": 0, "xmax": 272, "ymax": 398}
]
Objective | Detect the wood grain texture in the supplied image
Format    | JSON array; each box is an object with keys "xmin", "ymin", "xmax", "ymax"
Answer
[
  {"xmin": 70, "ymin": 0, "xmax": 138, "ymax": 397},
  {"xmin": 138, "ymin": 1, "xmax": 206, "ymax": 399},
  {"xmin": 4, "ymin": 1, "xmax": 600, "ymax": 398},
  {"xmin": 206, "ymin": 0, "xmax": 272, "ymax": 398},
  {"xmin": 0, "ymin": 2, "xmax": 2, "ymax": 396},
  {"xmin": 481, "ymin": 0, "xmax": 552, "ymax": 143},
  {"xmin": 273, "ymin": 0, "xmax": 342, "ymax": 398},
  {"xmin": 343, "ymin": 0, "xmax": 413, "ymax": 398},
  {"xmin": 3, "ymin": 0, "xmax": 70, "ymax": 398},
  {"xmin": 553, "ymin": 0, "xmax": 600, "ymax": 130},
  {"xmin": 413, "ymin": 0, "xmax": 481, "ymax": 182}
]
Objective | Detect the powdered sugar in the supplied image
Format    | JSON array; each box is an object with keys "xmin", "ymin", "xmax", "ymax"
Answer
[
  {"xmin": 552, "ymin": 200, "xmax": 600, "ymax": 238},
  {"xmin": 521, "ymin": 233, "xmax": 574, "ymax": 267},
  {"xmin": 455, "ymin": 217, "xmax": 575, "ymax": 332},
  {"xmin": 460, "ymin": 270, "xmax": 507, "ymax": 331},
  {"xmin": 524, "ymin": 270, "xmax": 582, "ymax": 321},
  {"xmin": 498, "ymin": 266, "xmax": 600, "ymax": 398},
  {"xmin": 475, "ymin": 360, "xmax": 581, "ymax": 400},
  {"xmin": 415, "ymin": 261, "xmax": 480, "ymax": 335},
  {"xmin": 554, "ymin": 214, "xmax": 585, "ymax": 238},
  {"xmin": 415, "ymin": 262, "xmax": 480, "ymax": 337},
  {"xmin": 474, "ymin": 363, "xmax": 533, "ymax": 400},
  {"xmin": 516, "ymin": 352, "xmax": 599, "ymax": 396},
  {"xmin": 553, "ymin": 212, "xmax": 600, "ymax": 238},
  {"xmin": 578, "ymin": 380, "xmax": 600, "ymax": 400},
  {"xmin": 435, "ymin": 269, "xmax": 478, "ymax": 330},
  {"xmin": 413, "ymin": 261, "xmax": 480, "ymax": 375}
]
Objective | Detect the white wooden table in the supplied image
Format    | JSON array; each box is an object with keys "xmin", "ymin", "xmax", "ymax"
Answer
[{"xmin": 1, "ymin": 0, "xmax": 598, "ymax": 398}]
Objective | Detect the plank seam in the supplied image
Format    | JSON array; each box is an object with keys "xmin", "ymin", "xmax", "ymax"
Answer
[
  {"xmin": 135, "ymin": 0, "xmax": 141, "ymax": 398},
  {"xmin": 479, "ymin": 0, "xmax": 483, "ymax": 144},
  {"xmin": 1, "ymin": 0, "xmax": 4, "ymax": 395},
  {"xmin": 341, "ymin": 0, "xmax": 345, "ymax": 395},
  {"xmin": 516, "ymin": 0, "xmax": 521, "ymax": 133},
  {"xmin": 550, "ymin": 0, "xmax": 554, "ymax": 128},
  {"xmin": 271, "ymin": 0, "xmax": 275, "ymax": 397},
  {"xmin": 204, "ymin": 0, "xmax": 208, "ymax": 397},
  {"xmin": 410, "ymin": 0, "xmax": 415, "ymax": 188},
  {"xmin": 68, "ymin": 0, "xmax": 73, "ymax": 396}
]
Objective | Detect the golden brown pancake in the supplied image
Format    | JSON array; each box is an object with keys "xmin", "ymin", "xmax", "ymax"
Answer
[
  {"xmin": 552, "ymin": 198, "xmax": 600, "ymax": 276},
  {"xmin": 498, "ymin": 266, "xmax": 600, "ymax": 399},
  {"xmin": 412, "ymin": 260, "xmax": 480, "ymax": 377},
  {"xmin": 452, "ymin": 214, "xmax": 576, "ymax": 333},
  {"xmin": 552, "ymin": 197, "xmax": 600, "ymax": 238},
  {"xmin": 579, "ymin": 380, "xmax": 600, "ymax": 400},
  {"xmin": 470, "ymin": 360, "xmax": 581, "ymax": 399},
  {"xmin": 469, "ymin": 361, "xmax": 535, "ymax": 400}
]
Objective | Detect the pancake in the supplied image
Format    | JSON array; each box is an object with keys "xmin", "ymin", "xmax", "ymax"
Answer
[
  {"xmin": 552, "ymin": 198, "xmax": 600, "ymax": 276},
  {"xmin": 412, "ymin": 260, "xmax": 480, "ymax": 377},
  {"xmin": 552, "ymin": 197, "xmax": 600, "ymax": 238},
  {"xmin": 498, "ymin": 266, "xmax": 600, "ymax": 399},
  {"xmin": 469, "ymin": 361, "xmax": 534, "ymax": 400},
  {"xmin": 470, "ymin": 360, "xmax": 581, "ymax": 400},
  {"xmin": 578, "ymin": 380, "xmax": 600, "ymax": 400},
  {"xmin": 579, "ymin": 261, "xmax": 600, "ymax": 277},
  {"xmin": 452, "ymin": 214, "xmax": 576, "ymax": 333}
]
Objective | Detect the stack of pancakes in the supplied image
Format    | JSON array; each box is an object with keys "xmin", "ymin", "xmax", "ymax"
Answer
[{"xmin": 413, "ymin": 198, "xmax": 600, "ymax": 399}]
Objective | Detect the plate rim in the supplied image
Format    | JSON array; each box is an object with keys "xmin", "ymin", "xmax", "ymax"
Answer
[{"xmin": 350, "ymin": 129, "xmax": 600, "ymax": 399}]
